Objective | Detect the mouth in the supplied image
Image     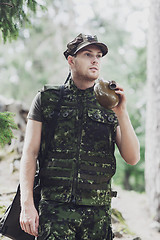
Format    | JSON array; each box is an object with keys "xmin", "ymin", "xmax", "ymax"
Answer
[{"xmin": 89, "ymin": 67, "xmax": 98, "ymax": 71}]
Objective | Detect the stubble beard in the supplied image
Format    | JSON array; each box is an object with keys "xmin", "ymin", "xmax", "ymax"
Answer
[{"xmin": 78, "ymin": 71, "xmax": 99, "ymax": 83}]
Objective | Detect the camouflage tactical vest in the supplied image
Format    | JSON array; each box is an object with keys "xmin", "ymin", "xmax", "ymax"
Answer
[{"xmin": 39, "ymin": 79, "xmax": 118, "ymax": 206}]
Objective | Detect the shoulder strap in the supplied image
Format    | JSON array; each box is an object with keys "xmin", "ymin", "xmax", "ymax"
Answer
[{"xmin": 39, "ymin": 85, "xmax": 65, "ymax": 169}]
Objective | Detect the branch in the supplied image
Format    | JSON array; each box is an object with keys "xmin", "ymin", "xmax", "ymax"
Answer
[{"xmin": 0, "ymin": 2, "xmax": 14, "ymax": 8}]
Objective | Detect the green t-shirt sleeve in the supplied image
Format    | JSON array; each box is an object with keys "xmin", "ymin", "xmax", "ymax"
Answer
[{"xmin": 27, "ymin": 92, "xmax": 42, "ymax": 122}]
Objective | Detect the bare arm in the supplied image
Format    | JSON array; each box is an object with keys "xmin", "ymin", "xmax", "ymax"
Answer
[
  {"xmin": 20, "ymin": 119, "xmax": 42, "ymax": 237},
  {"xmin": 112, "ymin": 85, "xmax": 140, "ymax": 165}
]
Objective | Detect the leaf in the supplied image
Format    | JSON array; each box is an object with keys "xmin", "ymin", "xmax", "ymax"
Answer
[{"xmin": 0, "ymin": 112, "xmax": 18, "ymax": 147}]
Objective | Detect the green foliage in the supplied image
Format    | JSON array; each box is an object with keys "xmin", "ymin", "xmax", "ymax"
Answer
[
  {"xmin": 112, "ymin": 208, "xmax": 134, "ymax": 235},
  {"xmin": 113, "ymin": 150, "xmax": 145, "ymax": 192},
  {"xmin": 0, "ymin": 0, "xmax": 45, "ymax": 42},
  {"xmin": 87, "ymin": 3, "xmax": 146, "ymax": 192},
  {"xmin": 0, "ymin": 204, "xmax": 6, "ymax": 215},
  {"xmin": 0, "ymin": 112, "xmax": 18, "ymax": 147},
  {"xmin": 0, "ymin": 1, "xmax": 75, "ymax": 105},
  {"xmin": 0, "ymin": 0, "xmax": 147, "ymax": 192}
]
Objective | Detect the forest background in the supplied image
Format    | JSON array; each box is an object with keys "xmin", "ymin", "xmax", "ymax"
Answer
[
  {"xmin": 0, "ymin": 0, "xmax": 148, "ymax": 194},
  {"xmin": 0, "ymin": 0, "xmax": 148, "ymax": 192}
]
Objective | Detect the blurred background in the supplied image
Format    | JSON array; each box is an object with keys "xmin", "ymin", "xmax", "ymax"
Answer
[
  {"xmin": 1, "ymin": 0, "xmax": 160, "ymax": 239},
  {"xmin": 0, "ymin": 0, "xmax": 148, "ymax": 191}
]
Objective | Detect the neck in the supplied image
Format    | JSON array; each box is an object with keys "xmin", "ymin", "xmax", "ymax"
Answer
[{"xmin": 72, "ymin": 75, "xmax": 96, "ymax": 90}]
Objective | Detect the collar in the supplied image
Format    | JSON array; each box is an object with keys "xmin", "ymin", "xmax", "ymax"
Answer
[{"xmin": 65, "ymin": 78, "xmax": 95, "ymax": 96}]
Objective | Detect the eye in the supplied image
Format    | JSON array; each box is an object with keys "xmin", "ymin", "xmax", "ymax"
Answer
[
  {"xmin": 97, "ymin": 54, "xmax": 102, "ymax": 58},
  {"xmin": 85, "ymin": 52, "xmax": 91, "ymax": 57}
]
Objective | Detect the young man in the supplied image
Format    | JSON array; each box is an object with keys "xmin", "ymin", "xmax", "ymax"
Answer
[{"xmin": 20, "ymin": 33, "xmax": 140, "ymax": 239}]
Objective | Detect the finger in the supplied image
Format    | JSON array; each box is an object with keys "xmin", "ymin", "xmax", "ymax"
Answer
[
  {"xmin": 20, "ymin": 222, "xmax": 25, "ymax": 232},
  {"xmin": 115, "ymin": 87, "xmax": 125, "ymax": 97},
  {"xmin": 30, "ymin": 223, "xmax": 37, "ymax": 236},
  {"xmin": 29, "ymin": 214, "xmax": 39, "ymax": 237},
  {"xmin": 20, "ymin": 217, "xmax": 26, "ymax": 232},
  {"xmin": 20, "ymin": 214, "xmax": 28, "ymax": 233},
  {"xmin": 115, "ymin": 87, "xmax": 123, "ymax": 92},
  {"xmin": 115, "ymin": 90, "xmax": 124, "ymax": 95},
  {"xmin": 35, "ymin": 215, "xmax": 39, "ymax": 236},
  {"xmin": 31, "ymin": 219, "xmax": 39, "ymax": 236},
  {"xmin": 24, "ymin": 222, "xmax": 33, "ymax": 236}
]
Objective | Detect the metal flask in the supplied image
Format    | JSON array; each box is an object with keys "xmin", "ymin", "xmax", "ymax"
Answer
[{"xmin": 94, "ymin": 79, "xmax": 119, "ymax": 109}]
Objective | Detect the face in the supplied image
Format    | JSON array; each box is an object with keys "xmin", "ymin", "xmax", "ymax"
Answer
[{"xmin": 68, "ymin": 45, "xmax": 103, "ymax": 82}]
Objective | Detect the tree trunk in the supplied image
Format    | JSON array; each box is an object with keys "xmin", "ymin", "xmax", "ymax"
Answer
[{"xmin": 145, "ymin": 0, "xmax": 160, "ymax": 222}]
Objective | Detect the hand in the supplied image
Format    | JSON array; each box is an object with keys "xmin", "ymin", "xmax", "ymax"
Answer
[
  {"xmin": 20, "ymin": 204, "xmax": 39, "ymax": 237},
  {"xmin": 112, "ymin": 85, "xmax": 127, "ymax": 116}
]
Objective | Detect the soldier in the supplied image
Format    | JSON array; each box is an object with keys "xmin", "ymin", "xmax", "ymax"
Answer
[{"xmin": 20, "ymin": 33, "xmax": 140, "ymax": 239}]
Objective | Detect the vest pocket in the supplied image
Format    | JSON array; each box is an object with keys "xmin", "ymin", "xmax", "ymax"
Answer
[
  {"xmin": 81, "ymin": 108, "xmax": 117, "ymax": 153},
  {"xmin": 59, "ymin": 108, "xmax": 75, "ymax": 120},
  {"xmin": 53, "ymin": 108, "xmax": 77, "ymax": 151},
  {"xmin": 87, "ymin": 108, "xmax": 118, "ymax": 125}
]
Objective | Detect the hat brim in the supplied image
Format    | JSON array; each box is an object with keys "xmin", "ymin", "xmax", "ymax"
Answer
[{"xmin": 74, "ymin": 41, "xmax": 108, "ymax": 57}]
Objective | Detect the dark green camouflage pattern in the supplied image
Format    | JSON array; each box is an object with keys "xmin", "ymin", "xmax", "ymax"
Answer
[
  {"xmin": 38, "ymin": 200, "xmax": 113, "ymax": 240},
  {"xmin": 63, "ymin": 33, "xmax": 108, "ymax": 59},
  {"xmin": 39, "ymin": 78, "xmax": 118, "ymax": 206}
]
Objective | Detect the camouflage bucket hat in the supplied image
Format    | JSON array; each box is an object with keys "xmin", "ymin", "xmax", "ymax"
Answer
[{"xmin": 64, "ymin": 33, "xmax": 108, "ymax": 59}]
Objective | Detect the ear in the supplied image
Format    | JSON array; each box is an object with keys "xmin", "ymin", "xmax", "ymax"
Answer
[{"xmin": 67, "ymin": 55, "xmax": 75, "ymax": 67}]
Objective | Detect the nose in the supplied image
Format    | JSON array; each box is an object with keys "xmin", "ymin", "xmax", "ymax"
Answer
[{"xmin": 91, "ymin": 56, "xmax": 99, "ymax": 64}]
